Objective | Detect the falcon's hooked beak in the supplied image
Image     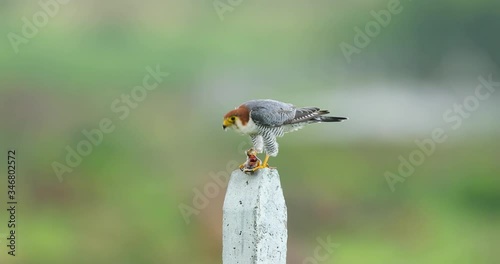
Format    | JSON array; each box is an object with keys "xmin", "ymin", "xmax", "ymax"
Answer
[
  {"xmin": 222, "ymin": 119, "xmax": 231, "ymax": 131},
  {"xmin": 223, "ymin": 115, "xmax": 237, "ymax": 131}
]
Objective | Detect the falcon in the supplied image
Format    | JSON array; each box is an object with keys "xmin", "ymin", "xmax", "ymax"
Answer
[{"xmin": 222, "ymin": 99, "xmax": 347, "ymax": 171}]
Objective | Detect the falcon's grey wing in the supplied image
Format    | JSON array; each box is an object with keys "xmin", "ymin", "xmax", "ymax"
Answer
[{"xmin": 245, "ymin": 99, "xmax": 296, "ymax": 127}]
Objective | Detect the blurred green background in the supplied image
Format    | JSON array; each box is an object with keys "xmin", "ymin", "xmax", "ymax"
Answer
[{"xmin": 1, "ymin": 0, "xmax": 499, "ymax": 263}]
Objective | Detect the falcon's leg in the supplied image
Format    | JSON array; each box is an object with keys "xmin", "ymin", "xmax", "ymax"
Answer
[
  {"xmin": 262, "ymin": 154, "xmax": 270, "ymax": 167},
  {"xmin": 248, "ymin": 130, "xmax": 278, "ymax": 171},
  {"xmin": 250, "ymin": 135, "xmax": 264, "ymax": 153}
]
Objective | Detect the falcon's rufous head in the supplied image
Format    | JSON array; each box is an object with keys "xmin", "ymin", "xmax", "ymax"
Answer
[{"xmin": 222, "ymin": 105, "xmax": 249, "ymax": 131}]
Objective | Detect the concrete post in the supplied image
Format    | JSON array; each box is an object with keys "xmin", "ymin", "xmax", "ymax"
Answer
[{"xmin": 222, "ymin": 168, "xmax": 287, "ymax": 264}]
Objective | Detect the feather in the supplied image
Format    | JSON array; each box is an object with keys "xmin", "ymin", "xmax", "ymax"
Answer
[{"xmin": 285, "ymin": 107, "xmax": 347, "ymax": 124}]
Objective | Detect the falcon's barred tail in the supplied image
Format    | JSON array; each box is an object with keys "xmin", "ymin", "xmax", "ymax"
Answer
[
  {"xmin": 315, "ymin": 110, "xmax": 347, "ymax": 122},
  {"xmin": 317, "ymin": 115, "xmax": 348, "ymax": 122},
  {"xmin": 288, "ymin": 108, "xmax": 347, "ymax": 124}
]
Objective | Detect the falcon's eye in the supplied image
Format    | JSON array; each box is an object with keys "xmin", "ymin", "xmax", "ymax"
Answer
[{"xmin": 230, "ymin": 116, "xmax": 236, "ymax": 121}]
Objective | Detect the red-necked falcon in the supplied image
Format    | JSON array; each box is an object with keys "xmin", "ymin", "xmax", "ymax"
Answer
[{"xmin": 222, "ymin": 99, "xmax": 347, "ymax": 171}]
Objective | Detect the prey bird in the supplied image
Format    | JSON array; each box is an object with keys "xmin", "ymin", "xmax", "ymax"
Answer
[{"xmin": 222, "ymin": 99, "xmax": 347, "ymax": 171}]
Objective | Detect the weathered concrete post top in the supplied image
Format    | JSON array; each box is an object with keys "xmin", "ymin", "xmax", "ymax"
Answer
[{"xmin": 222, "ymin": 168, "xmax": 288, "ymax": 264}]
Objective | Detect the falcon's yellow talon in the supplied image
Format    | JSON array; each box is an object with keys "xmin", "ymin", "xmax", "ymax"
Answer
[
  {"xmin": 245, "ymin": 154, "xmax": 272, "ymax": 172},
  {"xmin": 261, "ymin": 154, "xmax": 270, "ymax": 168}
]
